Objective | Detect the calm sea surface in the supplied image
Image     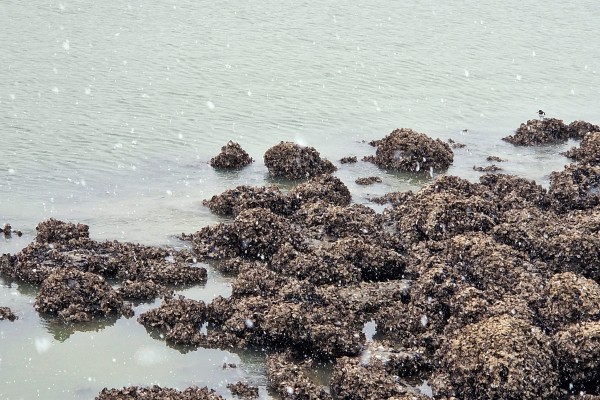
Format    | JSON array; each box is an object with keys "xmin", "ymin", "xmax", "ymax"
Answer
[{"xmin": 1, "ymin": 0, "xmax": 599, "ymax": 398}]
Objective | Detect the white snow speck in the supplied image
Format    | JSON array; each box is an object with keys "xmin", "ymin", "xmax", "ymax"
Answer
[
  {"xmin": 52, "ymin": 87, "xmax": 60, "ymax": 93},
  {"xmin": 286, "ymin": 387, "xmax": 294, "ymax": 395},
  {"xmin": 516, "ymin": 74, "xmax": 522, "ymax": 81},
  {"xmin": 206, "ymin": 101, "xmax": 215, "ymax": 110},
  {"xmin": 9, "ymin": 94, "xmax": 15, "ymax": 100},
  {"xmin": 62, "ymin": 40, "xmax": 70, "ymax": 51},
  {"xmin": 178, "ymin": 133, "xmax": 183, "ymax": 139},
  {"xmin": 134, "ymin": 346, "xmax": 168, "ymax": 366},
  {"xmin": 247, "ymin": 91, "xmax": 252, "ymax": 96},
  {"xmin": 429, "ymin": 166, "xmax": 434, "ymax": 178},
  {"xmin": 464, "ymin": 69, "xmax": 470, "ymax": 77},
  {"xmin": 8, "ymin": 168, "xmax": 15, "ymax": 174},
  {"xmin": 245, "ymin": 319, "xmax": 254, "ymax": 329},
  {"xmin": 84, "ymin": 87, "xmax": 91, "ymax": 95},
  {"xmin": 166, "ymin": 190, "xmax": 173, "ymax": 196},
  {"xmin": 34, "ymin": 337, "xmax": 52, "ymax": 354},
  {"xmin": 420, "ymin": 315, "xmax": 428, "ymax": 327}
]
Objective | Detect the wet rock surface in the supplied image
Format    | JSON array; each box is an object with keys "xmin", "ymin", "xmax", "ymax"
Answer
[
  {"xmin": 504, "ymin": 118, "xmax": 599, "ymax": 145},
  {"xmin": 563, "ymin": 131, "xmax": 600, "ymax": 165},
  {"xmin": 0, "ymin": 306, "xmax": 17, "ymax": 321},
  {"xmin": 355, "ymin": 176, "xmax": 382, "ymax": 185},
  {"xmin": 96, "ymin": 385, "xmax": 225, "ymax": 400},
  {"xmin": 554, "ymin": 322, "xmax": 600, "ymax": 394},
  {"xmin": 226, "ymin": 381, "xmax": 259, "ymax": 399},
  {"xmin": 364, "ymin": 128, "xmax": 454, "ymax": 172},
  {"xmin": 264, "ymin": 141, "xmax": 336, "ymax": 179},
  {"xmin": 210, "ymin": 141, "xmax": 253, "ymax": 169}
]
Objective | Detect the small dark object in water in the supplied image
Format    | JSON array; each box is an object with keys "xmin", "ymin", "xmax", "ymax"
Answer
[
  {"xmin": 0, "ymin": 306, "xmax": 18, "ymax": 321},
  {"xmin": 473, "ymin": 165, "xmax": 503, "ymax": 172},
  {"xmin": 448, "ymin": 138, "xmax": 466, "ymax": 149},
  {"xmin": 486, "ymin": 155, "xmax": 506, "ymax": 162},
  {"xmin": 210, "ymin": 141, "xmax": 253, "ymax": 170},
  {"xmin": 539, "ymin": 109, "xmax": 546, "ymax": 120},
  {"xmin": 222, "ymin": 363, "xmax": 237, "ymax": 369},
  {"xmin": 1, "ymin": 223, "xmax": 22, "ymax": 239},
  {"xmin": 340, "ymin": 156, "xmax": 358, "ymax": 164},
  {"xmin": 355, "ymin": 176, "xmax": 382, "ymax": 185},
  {"xmin": 226, "ymin": 382, "xmax": 259, "ymax": 399}
]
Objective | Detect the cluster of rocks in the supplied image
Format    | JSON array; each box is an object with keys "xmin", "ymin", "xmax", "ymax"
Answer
[
  {"xmin": 0, "ymin": 218, "xmax": 206, "ymax": 322},
  {"xmin": 226, "ymin": 382, "xmax": 259, "ymax": 399},
  {"xmin": 355, "ymin": 176, "xmax": 382, "ymax": 185},
  {"xmin": 95, "ymin": 385, "xmax": 225, "ymax": 400},
  {"xmin": 209, "ymin": 141, "xmax": 254, "ymax": 170},
  {"xmin": 563, "ymin": 131, "xmax": 600, "ymax": 165},
  {"xmin": 0, "ymin": 306, "xmax": 17, "ymax": 321},
  {"xmin": 165, "ymin": 155, "xmax": 600, "ymax": 398},
  {"xmin": 503, "ymin": 118, "xmax": 599, "ymax": 145},
  {"xmin": 364, "ymin": 128, "xmax": 454, "ymax": 172}
]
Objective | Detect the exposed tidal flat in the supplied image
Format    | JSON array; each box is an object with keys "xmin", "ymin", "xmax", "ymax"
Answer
[{"xmin": 2, "ymin": 0, "xmax": 600, "ymax": 398}]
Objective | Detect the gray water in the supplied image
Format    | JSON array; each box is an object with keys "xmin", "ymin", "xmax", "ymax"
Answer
[{"xmin": 1, "ymin": 0, "xmax": 599, "ymax": 398}]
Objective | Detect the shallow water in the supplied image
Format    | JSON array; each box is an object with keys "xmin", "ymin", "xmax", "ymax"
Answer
[{"xmin": 1, "ymin": 0, "xmax": 599, "ymax": 398}]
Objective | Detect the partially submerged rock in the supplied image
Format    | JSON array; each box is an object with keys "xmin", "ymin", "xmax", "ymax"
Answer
[
  {"xmin": 563, "ymin": 131, "xmax": 600, "ymax": 165},
  {"xmin": 288, "ymin": 174, "xmax": 351, "ymax": 208},
  {"xmin": 34, "ymin": 268, "xmax": 132, "ymax": 322},
  {"xmin": 472, "ymin": 164, "xmax": 502, "ymax": 172},
  {"xmin": 549, "ymin": 163, "xmax": 600, "ymax": 211},
  {"xmin": 340, "ymin": 156, "xmax": 357, "ymax": 164},
  {"xmin": 209, "ymin": 141, "xmax": 253, "ymax": 169},
  {"xmin": 96, "ymin": 385, "xmax": 225, "ymax": 400},
  {"xmin": 118, "ymin": 280, "xmax": 170, "ymax": 301},
  {"xmin": 202, "ymin": 185, "xmax": 292, "ymax": 217},
  {"xmin": 355, "ymin": 176, "xmax": 382, "ymax": 185},
  {"xmin": 486, "ymin": 155, "xmax": 506, "ymax": 162},
  {"xmin": 226, "ymin": 382, "xmax": 259, "ymax": 399},
  {"xmin": 1, "ymin": 223, "xmax": 22, "ymax": 238},
  {"xmin": 364, "ymin": 128, "xmax": 453, "ymax": 172},
  {"xmin": 0, "ymin": 306, "xmax": 17, "ymax": 321},
  {"xmin": 264, "ymin": 142, "xmax": 336, "ymax": 179},
  {"xmin": 503, "ymin": 118, "xmax": 570, "ymax": 145}
]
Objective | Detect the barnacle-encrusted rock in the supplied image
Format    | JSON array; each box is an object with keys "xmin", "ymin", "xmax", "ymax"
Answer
[
  {"xmin": 331, "ymin": 357, "xmax": 429, "ymax": 400},
  {"xmin": 264, "ymin": 142, "xmax": 336, "ymax": 179},
  {"xmin": 288, "ymin": 174, "xmax": 351, "ymax": 208},
  {"xmin": 355, "ymin": 176, "xmax": 382, "ymax": 185},
  {"xmin": 118, "ymin": 280, "xmax": 170, "ymax": 301},
  {"xmin": 226, "ymin": 381, "xmax": 259, "ymax": 399},
  {"xmin": 36, "ymin": 218, "xmax": 89, "ymax": 243},
  {"xmin": 472, "ymin": 164, "xmax": 502, "ymax": 172},
  {"xmin": 202, "ymin": 185, "xmax": 292, "ymax": 217},
  {"xmin": 96, "ymin": 385, "xmax": 225, "ymax": 400},
  {"xmin": 209, "ymin": 141, "xmax": 253, "ymax": 169},
  {"xmin": 536, "ymin": 272, "xmax": 600, "ymax": 331},
  {"xmin": 138, "ymin": 296, "xmax": 206, "ymax": 333},
  {"xmin": 549, "ymin": 163, "xmax": 600, "ymax": 211},
  {"xmin": 503, "ymin": 118, "xmax": 570, "ymax": 145},
  {"xmin": 34, "ymin": 268, "xmax": 131, "ymax": 322},
  {"xmin": 478, "ymin": 173, "xmax": 549, "ymax": 211},
  {"xmin": 554, "ymin": 321, "xmax": 600, "ymax": 394},
  {"xmin": 432, "ymin": 315, "xmax": 560, "ymax": 399},
  {"xmin": 568, "ymin": 120, "xmax": 600, "ymax": 138},
  {"xmin": 296, "ymin": 202, "xmax": 381, "ymax": 240},
  {"xmin": 486, "ymin": 155, "xmax": 506, "ymax": 162},
  {"xmin": 364, "ymin": 128, "xmax": 453, "ymax": 172},
  {"xmin": 0, "ymin": 306, "xmax": 17, "ymax": 321},
  {"xmin": 563, "ymin": 131, "xmax": 600, "ymax": 165},
  {"xmin": 266, "ymin": 352, "xmax": 332, "ymax": 400},
  {"xmin": 340, "ymin": 156, "xmax": 357, "ymax": 164}
]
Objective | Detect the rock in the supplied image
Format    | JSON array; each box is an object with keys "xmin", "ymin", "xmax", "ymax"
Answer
[
  {"xmin": 95, "ymin": 385, "xmax": 225, "ymax": 400},
  {"xmin": 568, "ymin": 120, "xmax": 600, "ymax": 139},
  {"xmin": 364, "ymin": 128, "xmax": 453, "ymax": 172},
  {"xmin": 34, "ymin": 268, "xmax": 132, "ymax": 323},
  {"xmin": 266, "ymin": 352, "xmax": 332, "ymax": 400},
  {"xmin": 563, "ymin": 131, "xmax": 600, "ymax": 165},
  {"xmin": 432, "ymin": 315, "xmax": 560, "ymax": 399},
  {"xmin": 0, "ymin": 306, "xmax": 17, "ymax": 321},
  {"xmin": 447, "ymin": 138, "xmax": 466, "ymax": 148},
  {"xmin": 549, "ymin": 163, "xmax": 600, "ymax": 211},
  {"xmin": 355, "ymin": 176, "xmax": 382, "ymax": 185},
  {"xmin": 554, "ymin": 322, "xmax": 600, "ymax": 394},
  {"xmin": 35, "ymin": 218, "xmax": 89, "ymax": 243},
  {"xmin": 472, "ymin": 164, "xmax": 502, "ymax": 172},
  {"xmin": 202, "ymin": 185, "xmax": 292, "ymax": 217},
  {"xmin": 536, "ymin": 272, "xmax": 600, "ymax": 331},
  {"xmin": 340, "ymin": 156, "xmax": 357, "ymax": 164},
  {"xmin": 288, "ymin": 174, "xmax": 351, "ymax": 208},
  {"xmin": 226, "ymin": 382, "xmax": 259, "ymax": 399},
  {"xmin": 209, "ymin": 141, "xmax": 253, "ymax": 169},
  {"xmin": 118, "ymin": 280, "xmax": 171, "ymax": 301},
  {"xmin": 1, "ymin": 223, "xmax": 22, "ymax": 238},
  {"xmin": 503, "ymin": 118, "xmax": 570, "ymax": 145},
  {"xmin": 486, "ymin": 155, "xmax": 506, "ymax": 162},
  {"xmin": 264, "ymin": 142, "xmax": 336, "ymax": 179}
]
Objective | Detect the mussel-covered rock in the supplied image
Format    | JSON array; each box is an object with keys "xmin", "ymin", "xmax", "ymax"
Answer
[
  {"xmin": 226, "ymin": 382, "xmax": 259, "ymax": 399},
  {"xmin": 503, "ymin": 118, "xmax": 570, "ymax": 145},
  {"xmin": 209, "ymin": 141, "xmax": 253, "ymax": 169},
  {"xmin": 563, "ymin": 131, "xmax": 600, "ymax": 165},
  {"xmin": 568, "ymin": 120, "xmax": 600, "ymax": 138},
  {"xmin": 549, "ymin": 163, "xmax": 600, "ymax": 211},
  {"xmin": 554, "ymin": 321, "xmax": 600, "ymax": 394},
  {"xmin": 118, "ymin": 280, "xmax": 170, "ymax": 301},
  {"xmin": 355, "ymin": 176, "xmax": 382, "ymax": 185},
  {"xmin": 339, "ymin": 156, "xmax": 357, "ymax": 164},
  {"xmin": 202, "ymin": 185, "xmax": 292, "ymax": 217},
  {"xmin": 288, "ymin": 174, "xmax": 351, "ymax": 208},
  {"xmin": 34, "ymin": 268, "xmax": 131, "ymax": 322},
  {"xmin": 36, "ymin": 218, "xmax": 89, "ymax": 243},
  {"xmin": 96, "ymin": 385, "xmax": 225, "ymax": 400},
  {"xmin": 0, "ymin": 306, "xmax": 17, "ymax": 321},
  {"xmin": 432, "ymin": 315, "xmax": 560, "ymax": 399},
  {"xmin": 264, "ymin": 142, "xmax": 336, "ymax": 179},
  {"xmin": 266, "ymin": 352, "xmax": 332, "ymax": 400},
  {"xmin": 364, "ymin": 128, "xmax": 453, "ymax": 172}
]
